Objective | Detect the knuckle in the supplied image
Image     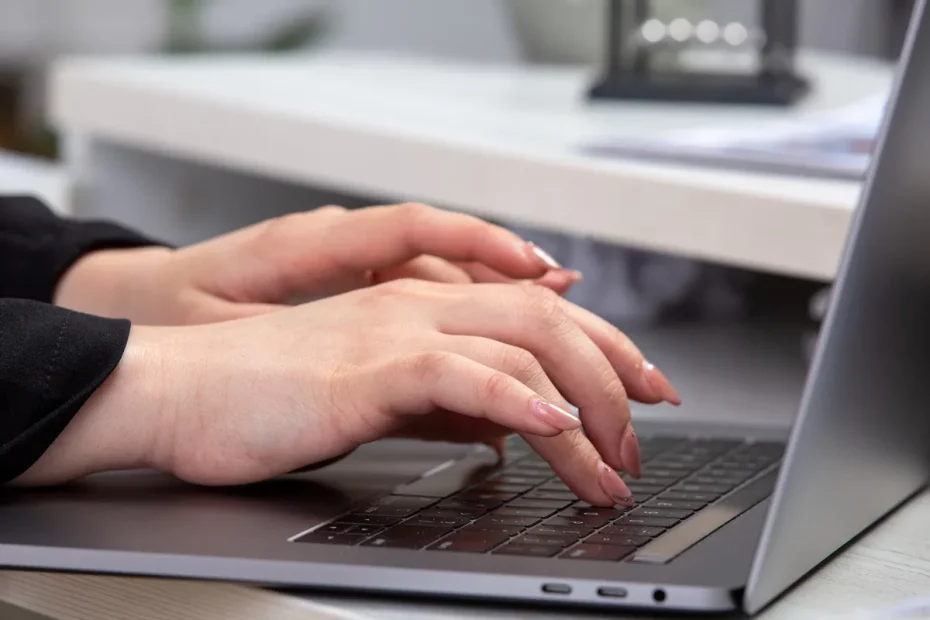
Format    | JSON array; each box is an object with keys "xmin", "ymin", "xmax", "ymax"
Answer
[
  {"xmin": 519, "ymin": 285, "xmax": 569, "ymax": 331},
  {"xmin": 374, "ymin": 277, "xmax": 426, "ymax": 297},
  {"xmin": 498, "ymin": 346, "xmax": 543, "ymax": 384},
  {"xmin": 396, "ymin": 202, "xmax": 434, "ymax": 221},
  {"xmin": 601, "ymin": 373, "xmax": 630, "ymax": 407},
  {"xmin": 316, "ymin": 204, "xmax": 348, "ymax": 216},
  {"xmin": 407, "ymin": 351, "xmax": 452, "ymax": 383},
  {"xmin": 482, "ymin": 370, "xmax": 515, "ymax": 404}
]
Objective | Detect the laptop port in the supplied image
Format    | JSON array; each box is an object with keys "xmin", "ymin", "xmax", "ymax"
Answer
[
  {"xmin": 596, "ymin": 586, "xmax": 627, "ymax": 599},
  {"xmin": 653, "ymin": 588, "xmax": 667, "ymax": 603},
  {"xmin": 541, "ymin": 583, "xmax": 571, "ymax": 595}
]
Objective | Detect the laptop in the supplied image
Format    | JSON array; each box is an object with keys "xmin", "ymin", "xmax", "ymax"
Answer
[{"xmin": 3, "ymin": 2, "xmax": 930, "ymax": 615}]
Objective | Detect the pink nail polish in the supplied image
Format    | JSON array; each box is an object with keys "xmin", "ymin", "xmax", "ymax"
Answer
[
  {"xmin": 597, "ymin": 462, "xmax": 635, "ymax": 508},
  {"xmin": 621, "ymin": 425, "xmax": 642, "ymax": 479},
  {"xmin": 525, "ymin": 242, "xmax": 562, "ymax": 269},
  {"xmin": 643, "ymin": 361, "xmax": 682, "ymax": 405},
  {"xmin": 532, "ymin": 399, "xmax": 581, "ymax": 431}
]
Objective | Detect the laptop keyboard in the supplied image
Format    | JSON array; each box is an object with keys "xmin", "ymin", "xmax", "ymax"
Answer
[{"xmin": 293, "ymin": 436, "xmax": 783, "ymax": 563}]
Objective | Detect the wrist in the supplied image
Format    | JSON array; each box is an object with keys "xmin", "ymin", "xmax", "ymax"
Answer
[
  {"xmin": 54, "ymin": 247, "xmax": 175, "ymax": 322},
  {"xmin": 10, "ymin": 325, "xmax": 170, "ymax": 486}
]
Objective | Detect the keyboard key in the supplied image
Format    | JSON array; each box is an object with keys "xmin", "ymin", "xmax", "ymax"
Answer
[
  {"xmin": 489, "ymin": 475, "xmax": 551, "ymax": 486},
  {"xmin": 372, "ymin": 495, "xmax": 438, "ymax": 510},
  {"xmin": 513, "ymin": 534, "xmax": 578, "ymax": 547},
  {"xmin": 456, "ymin": 491, "xmax": 519, "ymax": 503},
  {"xmin": 560, "ymin": 506, "xmax": 619, "ymax": 518},
  {"xmin": 522, "ymin": 491, "xmax": 579, "ymax": 502},
  {"xmin": 627, "ymin": 476, "xmax": 679, "ymax": 487},
  {"xmin": 659, "ymin": 491, "xmax": 720, "ymax": 504},
  {"xmin": 493, "ymin": 543, "xmax": 562, "ymax": 557},
  {"xmin": 688, "ymin": 476, "xmax": 741, "ymax": 487},
  {"xmin": 505, "ymin": 499, "xmax": 572, "ymax": 510},
  {"xmin": 542, "ymin": 517, "xmax": 596, "ymax": 534},
  {"xmin": 471, "ymin": 482, "xmax": 534, "ymax": 494},
  {"xmin": 355, "ymin": 506, "xmax": 418, "ymax": 517},
  {"xmin": 437, "ymin": 500, "xmax": 493, "ymax": 513},
  {"xmin": 529, "ymin": 525, "xmax": 590, "ymax": 538},
  {"xmin": 339, "ymin": 514, "xmax": 403, "ymax": 527},
  {"xmin": 645, "ymin": 499, "xmax": 706, "ymax": 512},
  {"xmin": 585, "ymin": 533, "xmax": 651, "ymax": 547},
  {"xmin": 561, "ymin": 544, "xmax": 636, "ymax": 561},
  {"xmin": 420, "ymin": 508, "xmax": 487, "ymax": 520},
  {"xmin": 672, "ymin": 483, "xmax": 733, "ymax": 495},
  {"xmin": 617, "ymin": 515, "xmax": 678, "ymax": 528},
  {"xmin": 493, "ymin": 506, "xmax": 559, "ymax": 518},
  {"xmin": 636, "ymin": 468, "xmax": 687, "ymax": 480},
  {"xmin": 630, "ymin": 507, "xmax": 693, "ymax": 520},
  {"xmin": 295, "ymin": 532, "xmax": 367, "ymax": 545},
  {"xmin": 625, "ymin": 485, "xmax": 666, "ymax": 496},
  {"xmin": 317, "ymin": 523, "xmax": 351, "ymax": 534},
  {"xmin": 360, "ymin": 525, "xmax": 453, "ymax": 549},
  {"xmin": 536, "ymin": 481, "xmax": 572, "ymax": 492},
  {"xmin": 475, "ymin": 515, "xmax": 541, "ymax": 528},
  {"xmin": 428, "ymin": 534, "xmax": 507, "ymax": 553},
  {"xmin": 405, "ymin": 516, "xmax": 471, "ymax": 528},
  {"xmin": 457, "ymin": 524, "xmax": 522, "ymax": 537},
  {"xmin": 503, "ymin": 468, "xmax": 555, "ymax": 478},
  {"xmin": 556, "ymin": 509, "xmax": 615, "ymax": 528},
  {"xmin": 346, "ymin": 524, "xmax": 384, "ymax": 536},
  {"xmin": 601, "ymin": 524, "xmax": 666, "ymax": 538}
]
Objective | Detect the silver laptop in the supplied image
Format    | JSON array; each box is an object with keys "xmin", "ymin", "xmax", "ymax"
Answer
[{"xmin": 4, "ymin": 2, "xmax": 930, "ymax": 615}]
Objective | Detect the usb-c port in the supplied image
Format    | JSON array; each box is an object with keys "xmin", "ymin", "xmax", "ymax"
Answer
[
  {"xmin": 597, "ymin": 586, "xmax": 628, "ymax": 599},
  {"xmin": 541, "ymin": 583, "xmax": 572, "ymax": 595}
]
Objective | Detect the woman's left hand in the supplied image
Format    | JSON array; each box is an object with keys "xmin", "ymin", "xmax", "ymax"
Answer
[{"xmin": 54, "ymin": 203, "xmax": 581, "ymax": 325}]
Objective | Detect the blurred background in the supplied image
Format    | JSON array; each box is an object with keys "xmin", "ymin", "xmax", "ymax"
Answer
[{"xmin": 0, "ymin": 0, "xmax": 913, "ymax": 339}]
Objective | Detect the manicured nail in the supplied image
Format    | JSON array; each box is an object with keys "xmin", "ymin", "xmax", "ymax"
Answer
[
  {"xmin": 643, "ymin": 361, "xmax": 682, "ymax": 405},
  {"xmin": 532, "ymin": 399, "xmax": 582, "ymax": 431},
  {"xmin": 525, "ymin": 242, "xmax": 562, "ymax": 269},
  {"xmin": 621, "ymin": 425, "xmax": 642, "ymax": 479},
  {"xmin": 566, "ymin": 269, "xmax": 583, "ymax": 282},
  {"xmin": 597, "ymin": 462, "xmax": 635, "ymax": 508}
]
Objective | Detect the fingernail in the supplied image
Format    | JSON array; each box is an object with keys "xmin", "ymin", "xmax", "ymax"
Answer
[
  {"xmin": 525, "ymin": 242, "xmax": 562, "ymax": 269},
  {"xmin": 566, "ymin": 269, "xmax": 583, "ymax": 282},
  {"xmin": 532, "ymin": 399, "xmax": 582, "ymax": 431},
  {"xmin": 643, "ymin": 361, "xmax": 682, "ymax": 405},
  {"xmin": 597, "ymin": 461, "xmax": 635, "ymax": 508},
  {"xmin": 621, "ymin": 425, "xmax": 642, "ymax": 479}
]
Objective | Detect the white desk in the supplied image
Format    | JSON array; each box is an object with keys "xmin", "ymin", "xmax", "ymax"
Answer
[{"xmin": 49, "ymin": 52, "xmax": 892, "ymax": 281}]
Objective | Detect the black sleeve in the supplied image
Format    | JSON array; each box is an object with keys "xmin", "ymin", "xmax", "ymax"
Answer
[
  {"xmin": 0, "ymin": 195, "xmax": 163, "ymax": 302},
  {"xmin": 0, "ymin": 195, "xmax": 163, "ymax": 483},
  {"xmin": 0, "ymin": 301, "xmax": 131, "ymax": 483}
]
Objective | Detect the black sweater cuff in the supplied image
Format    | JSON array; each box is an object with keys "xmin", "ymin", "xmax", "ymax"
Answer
[
  {"xmin": 0, "ymin": 301, "xmax": 132, "ymax": 483},
  {"xmin": 0, "ymin": 195, "xmax": 167, "ymax": 302}
]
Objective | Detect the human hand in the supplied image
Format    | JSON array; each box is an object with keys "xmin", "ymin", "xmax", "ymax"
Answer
[
  {"xmin": 54, "ymin": 203, "xmax": 581, "ymax": 325},
  {"xmin": 22, "ymin": 280, "xmax": 680, "ymax": 507}
]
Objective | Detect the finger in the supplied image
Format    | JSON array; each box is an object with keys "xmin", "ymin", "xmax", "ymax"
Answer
[
  {"xmin": 524, "ymin": 431, "xmax": 634, "ymax": 508},
  {"xmin": 433, "ymin": 284, "xmax": 640, "ymax": 476},
  {"xmin": 383, "ymin": 351, "xmax": 582, "ymax": 437},
  {"xmin": 559, "ymin": 302, "xmax": 681, "ymax": 406},
  {"xmin": 443, "ymin": 336, "xmax": 631, "ymax": 506},
  {"xmin": 322, "ymin": 203, "xmax": 562, "ymax": 280},
  {"xmin": 373, "ymin": 256, "xmax": 473, "ymax": 285},
  {"xmin": 459, "ymin": 262, "xmax": 582, "ymax": 295}
]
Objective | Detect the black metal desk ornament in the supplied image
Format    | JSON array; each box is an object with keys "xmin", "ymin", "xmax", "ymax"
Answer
[{"xmin": 589, "ymin": 0, "xmax": 809, "ymax": 105}]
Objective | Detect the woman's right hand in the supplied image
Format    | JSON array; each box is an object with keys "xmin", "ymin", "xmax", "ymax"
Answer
[{"xmin": 18, "ymin": 280, "xmax": 679, "ymax": 507}]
